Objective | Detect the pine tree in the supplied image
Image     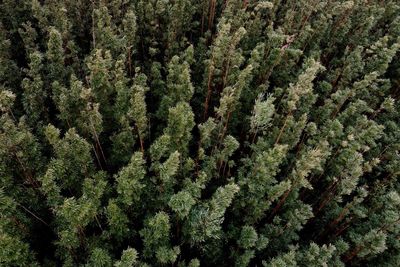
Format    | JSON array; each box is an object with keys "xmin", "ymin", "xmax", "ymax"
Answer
[
  {"xmin": 114, "ymin": 247, "xmax": 138, "ymax": 267},
  {"xmin": 0, "ymin": 23, "xmax": 20, "ymax": 89},
  {"xmin": 18, "ymin": 21, "xmax": 38, "ymax": 56},
  {"xmin": 235, "ymin": 143, "xmax": 288, "ymax": 223},
  {"xmin": 21, "ymin": 51, "xmax": 46, "ymax": 124},
  {"xmin": 86, "ymin": 247, "xmax": 112, "ymax": 267},
  {"xmin": 165, "ymin": 0, "xmax": 195, "ymax": 57},
  {"xmin": 86, "ymin": 49, "xmax": 114, "ymax": 116},
  {"xmin": 0, "ymin": 90, "xmax": 43, "ymax": 190},
  {"xmin": 157, "ymin": 45, "xmax": 194, "ymax": 121},
  {"xmin": 92, "ymin": 3, "xmax": 121, "ymax": 56},
  {"xmin": 46, "ymin": 27, "xmax": 66, "ymax": 83},
  {"xmin": 1, "ymin": 1, "xmax": 400, "ymax": 266},
  {"xmin": 163, "ymin": 102, "xmax": 195, "ymax": 155},
  {"xmin": 42, "ymin": 125, "xmax": 94, "ymax": 200},
  {"xmin": 185, "ymin": 183, "xmax": 239, "ymax": 245},
  {"xmin": 0, "ymin": 188, "xmax": 39, "ymax": 266},
  {"xmin": 127, "ymin": 72, "xmax": 149, "ymax": 152},
  {"xmin": 140, "ymin": 211, "xmax": 180, "ymax": 264},
  {"xmin": 105, "ymin": 199, "xmax": 130, "ymax": 243},
  {"xmin": 122, "ymin": 7, "xmax": 137, "ymax": 75},
  {"xmin": 115, "ymin": 152, "xmax": 146, "ymax": 206},
  {"xmin": 273, "ymin": 59, "xmax": 324, "ymax": 147},
  {"xmin": 56, "ymin": 172, "xmax": 107, "ymax": 263},
  {"xmin": 203, "ymin": 19, "xmax": 247, "ymax": 119}
]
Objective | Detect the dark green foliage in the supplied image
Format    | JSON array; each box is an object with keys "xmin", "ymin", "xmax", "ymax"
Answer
[{"xmin": 0, "ymin": 1, "xmax": 399, "ymax": 266}]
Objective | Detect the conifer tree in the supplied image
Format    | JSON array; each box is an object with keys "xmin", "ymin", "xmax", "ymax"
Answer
[
  {"xmin": 115, "ymin": 152, "xmax": 146, "ymax": 207},
  {"xmin": 140, "ymin": 211, "xmax": 180, "ymax": 264},
  {"xmin": 46, "ymin": 27, "xmax": 66, "ymax": 83},
  {"xmin": 0, "ymin": 90, "xmax": 43, "ymax": 190},
  {"xmin": 0, "ymin": 1, "xmax": 399, "ymax": 266},
  {"xmin": 185, "ymin": 183, "xmax": 239, "ymax": 245},
  {"xmin": 122, "ymin": 7, "xmax": 137, "ymax": 74},
  {"xmin": 0, "ymin": 20, "xmax": 21, "ymax": 86},
  {"xmin": 127, "ymin": 72, "xmax": 149, "ymax": 152},
  {"xmin": 114, "ymin": 247, "xmax": 138, "ymax": 267},
  {"xmin": 0, "ymin": 189, "xmax": 40, "ymax": 266},
  {"xmin": 21, "ymin": 51, "xmax": 46, "ymax": 124}
]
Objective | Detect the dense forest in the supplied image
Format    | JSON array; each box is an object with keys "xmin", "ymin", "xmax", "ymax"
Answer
[{"xmin": 0, "ymin": 0, "xmax": 399, "ymax": 266}]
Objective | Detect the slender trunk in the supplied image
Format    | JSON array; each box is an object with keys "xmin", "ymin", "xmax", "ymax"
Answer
[
  {"xmin": 222, "ymin": 59, "xmax": 231, "ymax": 89},
  {"xmin": 208, "ymin": 0, "xmax": 216, "ymax": 32},
  {"xmin": 96, "ymin": 136, "xmax": 107, "ymax": 165},
  {"xmin": 7, "ymin": 108, "xmax": 17, "ymax": 121},
  {"xmin": 314, "ymin": 180, "xmax": 339, "ymax": 215},
  {"xmin": 331, "ymin": 9, "xmax": 353, "ymax": 37},
  {"xmin": 127, "ymin": 46, "xmax": 132, "ymax": 77},
  {"xmin": 333, "ymin": 220, "xmax": 352, "ymax": 238},
  {"xmin": 91, "ymin": 1, "xmax": 96, "ymax": 48},
  {"xmin": 220, "ymin": 111, "xmax": 232, "ymax": 144},
  {"xmin": 66, "ymin": 119, "xmax": 72, "ymax": 129},
  {"xmin": 222, "ymin": 160, "xmax": 228, "ymax": 178},
  {"xmin": 274, "ymin": 222, "xmax": 290, "ymax": 238},
  {"xmin": 378, "ymin": 218, "xmax": 400, "ymax": 233},
  {"xmin": 17, "ymin": 202, "xmax": 49, "ymax": 226},
  {"xmin": 331, "ymin": 93, "xmax": 350, "ymax": 119},
  {"xmin": 250, "ymin": 129, "xmax": 258, "ymax": 144},
  {"xmin": 95, "ymin": 214, "xmax": 103, "ymax": 231},
  {"xmin": 318, "ymin": 205, "xmax": 352, "ymax": 241},
  {"xmin": 194, "ymin": 137, "xmax": 203, "ymax": 176},
  {"xmin": 287, "ymin": 133, "xmax": 308, "ymax": 182},
  {"xmin": 78, "ymin": 226, "xmax": 87, "ymax": 248},
  {"xmin": 139, "ymin": 135, "xmax": 144, "ymax": 153},
  {"xmin": 90, "ymin": 120, "xmax": 107, "ymax": 165},
  {"xmin": 203, "ymin": 63, "xmax": 215, "ymax": 120},
  {"xmin": 268, "ymin": 187, "xmax": 293, "ymax": 221},
  {"xmin": 92, "ymin": 144, "xmax": 103, "ymax": 170},
  {"xmin": 10, "ymin": 216, "xmax": 29, "ymax": 234},
  {"xmin": 343, "ymin": 245, "xmax": 363, "ymax": 264},
  {"xmin": 275, "ymin": 112, "xmax": 291, "ymax": 145},
  {"xmin": 14, "ymin": 151, "xmax": 38, "ymax": 188},
  {"xmin": 262, "ymin": 54, "xmax": 282, "ymax": 84}
]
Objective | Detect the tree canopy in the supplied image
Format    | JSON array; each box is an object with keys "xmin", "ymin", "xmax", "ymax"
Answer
[{"xmin": 0, "ymin": 0, "xmax": 399, "ymax": 266}]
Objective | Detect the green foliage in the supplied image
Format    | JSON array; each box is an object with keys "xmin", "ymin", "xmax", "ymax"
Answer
[
  {"xmin": 114, "ymin": 248, "xmax": 138, "ymax": 267},
  {"xmin": 168, "ymin": 190, "xmax": 195, "ymax": 219},
  {"xmin": 185, "ymin": 183, "xmax": 239, "ymax": 244},
  {"xmin": 140, "ymin": 211, "xmax": 179, "ymax": 264},
  {"xmin": 1, "ymin": 1, "xmax": 399, "ymax": 266},
  {"xmin": 115, "ymin": 152, "xmax": 146, "ymax": 206},
  {"xmin": 43, "ymin": 125, "xmax": 93, "ymax": 194},
  {"xmin": 250, "ymin": 94, "xmax": 276, "ymax": 134},
  {"xmin": 21, "ymin": 51, "xmax": 46, "ymax": 123},
  {"xmin": 164, "ymin": 102, "xmax": 195, "ymax": 154},
  {"xmin": 106, "ymin": 199, "xmax": 129, "ymax": 242},
  {"xmin": 46, "ymin": 27, "xmax": 65, "ymax": 83},
  {"xmin": 127, "ymin": 73, "xmax": 148, "ymax": 148},
  {"xmin": 0, "ymin": 188, "xmax": 39, "ymax": 267},
  {"xmin": 238, "ymin": 225, "xmax": 258, "ymax": 249},
  {"xmin": 86, "ymin": 248, "xmax": 112, "ymax": 267},
  {"xmin": 0, "ymin": 232, "xmax": 39, "ymax": 267}
]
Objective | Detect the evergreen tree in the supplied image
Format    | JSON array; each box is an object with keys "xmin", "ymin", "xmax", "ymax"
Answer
[
  {"xmin": 140, "ymin": 211, "xmax": 180, "ymax": 264},
  {"xmin": 0, "ymin": 1, "xmax": 399, "ymax": 266},
  {"xmin": 115, "ymin": 152, "xmax": 146, "ymax": 207},
  {"xmin": 21, "ymin": 51, "xmax": 46, "ymax": 124},
  {"xmin": 46, "ymin": 27, "xmax": 66, "ymax": 83}
]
